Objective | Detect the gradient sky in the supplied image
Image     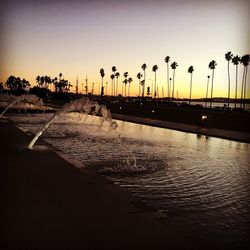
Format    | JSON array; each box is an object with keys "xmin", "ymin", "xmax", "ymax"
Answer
[{"xmin": 0, "ymin": 0, "xmax": 249, "ymax": 98}]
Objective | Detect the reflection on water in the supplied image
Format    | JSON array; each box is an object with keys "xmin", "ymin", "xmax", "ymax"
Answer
[{"xmin": 10, "ymin": 113, "xmax": 250, "ymax": 249}]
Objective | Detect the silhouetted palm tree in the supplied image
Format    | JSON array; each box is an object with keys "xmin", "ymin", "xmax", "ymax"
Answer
[
  {"xmin": 59, "ymin": 73, "xmax": 63, "ymax": 81},
  {"xmin": 128, "ymin": 77, "xmax": 133, "ymax": 97},
  {"xmin": 36, "ymin": 76, "xmax": 41, "ymax": 87},
  {"xmin": 208, "ymin": 60, "xmax": 217, "ymax": 108},
  {"xmin": 110, "ymin": 74, "xmax": 115, "ymax": 95},
  {"xmin": 164, "ymin": 56, "xmax": 170, "ymax": 98},
  {"xmin": 152, "ymin": 65, "xmax": 159, "ymax": 98},
  {"xmin": 225, "ymin": 51, "xmax": 233, "ymax": 108},
  {"xmin": 115, "ymin": 72, "xmax": 120, "ymax": 96},
  {"xmin": 205, "ymin": 75, "xmax": 210, "ymax": 108},
  {"xmin": 240, "ymin": 54, "xmax": 250, "ymax": 110},
  {"xmin": 141, "ymin": 64, "xmax": 147, "ymax": 97},
  {"xmin": 123, "ymin": 72, "xmax": 128, "ymax": 97},
  {"xmin": 188, "ymin": 66, "xmax": 194, "ymax": 105},
  {"xmin": 171, "ymin": 62, "xmax": 178, "ymax": 99},
  {"xmin": 100, "ymin": 68, "xmax": 105, "ymax": 96},
  {"xmin": 105, "ymin": 82, "xmax": 108, "ymax": 95},
  {"xmin": 112, "ymin": 66, "xmax": 117, "ymax": 96},
  {"xmin": 40, "ymin": 76, "xmax": 45, "ymax": 88},
  {"xmin": 232, "ymin": 55, "xmax": 241, "ymax": 108},
  {"xmin": 137, "ymin": 73, "xmax": 143, "ymax": 96}
]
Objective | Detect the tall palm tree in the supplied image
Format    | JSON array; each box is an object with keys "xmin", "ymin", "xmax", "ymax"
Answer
[
  {"xmin": 152, "ymin": 65, "xmax": 159, "ymax": 99},
  {"xmin": 205, "ymin": 75, "xmax": 210, "ymax": 108},
  {"xmin": 137, "ymin": 73, "xmax": 143, "ymax": 97},
  {"xmin": 123, "ymin": 72, "xmax": 128, "ymax": 97},
  {"xmin": 240, "ymin": 54, "xmax": 250, "ymax": 110},
  {"xmin": 188, "ymin": 66, "xmax": 194, "ymax": 105},
  {"xmin": 225, "ymin": 51, "xmax": 233, "ymax": 108},
  {"xmin": 112, "ymin": 66, "xmax": 117, "ymax": 96},
  {"xmin": 110, "ymin": 74, "xmax": 115, "ymax": 96},
  {"xmin": 164, "ymin": 56, "xmax": 170, "ymax": 98},
  {"xmin": 171, "ymin": 62, "xmax": 178, "ymax": 100},
  {"xmin": 128, "ymin": 77, "xmax": 133, "ymax": 97},
  {"xmin": 100, "ymin": 68, "xmax": 105, "ymax": 96},
  {"xmin": 115, "ymin": 72, "xmax": 120, "ymax": 96},
  {"xmin": 232, "ymin": 55, "xmax": 241, "ymax": 108},
  {"xmin": 208, "ymin": 60, "xmax": 217, "ymax": 108},
  {"xmin": 141, "ymin": 63, "xmax": 147, "ymax": 97}
]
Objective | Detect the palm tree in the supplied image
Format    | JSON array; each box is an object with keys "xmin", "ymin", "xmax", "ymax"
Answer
[
  {"xmin": 225, "ymin": 51, "xmax": 233, "ymax": 108},
  {"xmin": 100, "ymin": 68, "xmax": 105, "ymax": 96},
  {"xmin": 208, "ymin": 60, "xmax": 217, "ymax": 108},
  {"xmin": 105, "ymin": 82, "xmax": 108, "ymax": 95},
  {"xmin": 59, "ymin": 73, "xmax": 63, "ymax": 81},
  {"xmin": 128, "ymin": 77, "xmax": 133, "ymax": 97},
  {"xmin": 36, "ymin": 75, "xmax": 41, "ymax": 87},
  {"xmin": 205, "ymin": 75, "xmax": 210, "ymax": 108},
  {"xmin": 164, "ymin": 56, "xmax": 170, "ymax": 98},
  {"xmin": 112, "ymin": 66, "xmax": 117, "ymax": 96},
  {"xmin": 110, "ymin": 74, "xmax": 115, "ymax": 95},
  {"xmin": 240, "ymin": 54, "xmax": 250, "ymax": 110},
  {"xmin": 188, "ymin": 66, "xmax": 194, "ymax": 105},
  {"xmin": 171, "ymin": 62, "xmax": 178, "ymax": 100},
  {"xmin": 137, "ymin": 73, "xmax": 143, "ymax": 96},
  {"xmin": 40, "ymin": 76, "xmax": 45, "ymax": 88},
  {"xmin": 141, "ymin": 63, "xmax": 147, "ymax": 97},
  {"xmin": 152, "ymin": 65, "xmax": 159, "ymax": 98},
  {"xmin": 115, "ymin": 72, "xmax": 120, "ymax": 96},
  {"xmin": 123, "ymin": 72, "xmax": 128, "ymax": 97},
  {"xmin": 232, "ymin": 55, "xmax": 241, "ymax": 108}
]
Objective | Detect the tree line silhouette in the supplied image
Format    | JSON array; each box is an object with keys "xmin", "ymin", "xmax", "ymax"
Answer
[
  {"xmin": 1, "ymin": 52, "xmax": 249, "ymax": 109},
  {"xmin": 99, "ymin": 52, "xmax": 249, "ymax": 109}
]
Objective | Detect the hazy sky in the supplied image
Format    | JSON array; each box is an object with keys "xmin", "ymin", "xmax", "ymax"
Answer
[{"xmin": 1, "ymin": 0, "xmax": 249, "ymax": 98}]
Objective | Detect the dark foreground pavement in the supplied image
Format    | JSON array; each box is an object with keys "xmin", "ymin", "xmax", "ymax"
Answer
[{"xmin": 0, "ymin": 119, "xmax": 215, "ymax": 250}]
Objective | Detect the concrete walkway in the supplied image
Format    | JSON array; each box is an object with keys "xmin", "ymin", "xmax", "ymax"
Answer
[
  {"xmin": 0, "ymin": 119, "xmax": 214, "ymax": 249},
  {"xmin": 112, "ymin": 114, "xmax": 250, "ymax": 143}
]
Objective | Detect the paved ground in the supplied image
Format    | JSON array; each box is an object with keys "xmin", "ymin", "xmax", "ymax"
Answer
[
  {"xmin": 112, "ymin": 114, "xmax": 250, "ymax": 143},
  {"xmin": 0, "ymin": 119, "xmax": 215, "ymax": 250}
]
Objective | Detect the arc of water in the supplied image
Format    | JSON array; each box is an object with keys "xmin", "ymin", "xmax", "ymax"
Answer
[
  {"xmin": 0, "ymin": 94, "xmax": 44, "ymax": 119},
  {"xmin": 27, "ymin": 97, "xmax": 118, "ymax": 149},
  {"xmin": 0, "ymin": 99, "xmax": 19, "ymax": 119}
]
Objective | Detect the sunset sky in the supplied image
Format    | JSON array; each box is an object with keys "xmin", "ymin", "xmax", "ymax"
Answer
[{"xmin": 0, "ymin": 0, "xmax": 249, "ymax": 98}]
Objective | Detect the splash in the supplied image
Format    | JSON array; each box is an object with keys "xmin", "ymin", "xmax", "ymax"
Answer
[
  {"xmin": 27, "ymin": 97, "xmax": 118, "ymax": 149},
  {"xmin": 0, "ymin": 94, "xmax": 44, "ymax": 119}
]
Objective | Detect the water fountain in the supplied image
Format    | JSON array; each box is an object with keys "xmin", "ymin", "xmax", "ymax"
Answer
[
  {"xmin": 0, "ymin": 94, "xmax": 45, "ymax": 119},
  {"xmin": 27, "ymin": 97, "xmax": 118, "ymax": 149}
]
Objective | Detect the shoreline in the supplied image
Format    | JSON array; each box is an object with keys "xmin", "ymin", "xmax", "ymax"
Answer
[{"xmin": 111, "ymin": 113, "xmax": 250, "ymax": 143}]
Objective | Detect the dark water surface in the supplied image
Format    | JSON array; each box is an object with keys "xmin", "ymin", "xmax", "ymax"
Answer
[{"xmin": 11, "ymin": 113, "xmax": 250, "ymax": 249}]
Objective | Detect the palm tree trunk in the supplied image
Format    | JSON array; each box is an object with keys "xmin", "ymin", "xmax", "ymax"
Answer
[
  {"xmin": 227, "ymin": 61, "xmax": 230, "ymax": 108},
  {"xmin": 243, "ymin": 66, "xmax": 248, "ymax": 110},
  {"xmin": 167, "ymin": 63, "xmax": 170, "ymax": 99},
  {"xmin": 154, "ymin": 72, "xmax": 157, "ymax": 99},
  {"xmin": 128, "ymin": 83, "xmax": 130, "ymax": 97},
  {"xmin": 205, "ymin": 77, "xmax": 209, "ymax": 108},
  {"xmin": 142, "ymin": 70, "xmax": 146, "ymax": 97},
  {"xmin": 101, "ymin": 78, "xmax": 104, "ymax": 96},
  {"xmin": 172, "ymin": 70, "xmax": 175, "ymax": 100},
  {"xmin": 125, "ymin": 85, "xmax": 127, "ymax": 97},
  {"xmin": 210, "ymin": 69, "xmax": 214, "ymax": 108},
  {"xmin": 234, "ymin": 65, "xmax": 238, "ymax": 109},
  {"xmin": 240, "ymin": 67, "xmax": 246, "ymax": 109},
  {"xmin": 138, "ymin": 80, "xmax": 141, "ymax": 97},
  {"xmin": 116, "ymin": 78, "xmax": 118, "ymax": 96},
  {"xmin": 189, "ymin": 73, "xmax": 192, "ymax": 105}
]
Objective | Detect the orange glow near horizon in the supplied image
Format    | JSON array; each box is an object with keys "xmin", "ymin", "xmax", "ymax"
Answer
[{"xmin": 0, "ymin": 0, "xmax": 249, "ymax": 99}]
